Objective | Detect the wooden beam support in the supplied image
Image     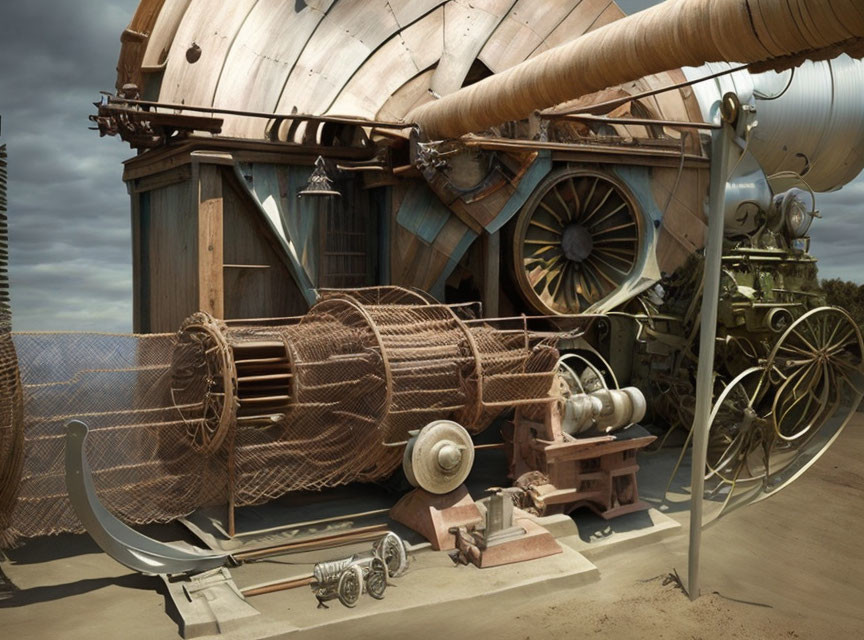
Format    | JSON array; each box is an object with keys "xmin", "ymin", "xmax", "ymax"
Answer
[
  {"xmin": 197, "ymin": 164, "xmax": 225, "ymax": 318},
  {"xmin": 482, "ymin": 230, "xmax": 500, "ymax": 318},
  {"xmin": 130, "ymin": 191, "xmax": 143, "ymax": 333}
]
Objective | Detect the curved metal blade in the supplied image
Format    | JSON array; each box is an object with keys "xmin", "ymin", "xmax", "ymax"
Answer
[{"xmin": 64, "ymin": 420, "xmax": 230, "ymax": 576}]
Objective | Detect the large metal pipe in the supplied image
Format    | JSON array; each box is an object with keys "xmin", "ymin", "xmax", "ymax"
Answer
[
  {"xmin": 685, "ymin": 56, "xmax": 864, "ymax": 192},
  {"xmin": 409, "ymin": 0, "xmax": 864, "ymax": 139}
]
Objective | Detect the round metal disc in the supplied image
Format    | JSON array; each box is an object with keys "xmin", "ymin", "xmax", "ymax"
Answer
[
  {"xmin": 366, "ymin": 557, "xmax": 389, "ymax": 600},
  {"xmin": 337, "ymin": 565, "xmax": 363, "ymax": 608},
  {"xmin": 403, "ymin": 420, "xmax": 474, "ymax": 495}
]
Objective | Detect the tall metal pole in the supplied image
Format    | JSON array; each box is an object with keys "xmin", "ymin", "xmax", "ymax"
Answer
[{"xmin": 688, "ymin": 114, "xmax": 733, "ymax": 600}]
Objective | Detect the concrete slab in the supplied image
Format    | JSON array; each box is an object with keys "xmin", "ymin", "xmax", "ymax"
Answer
[
  {"xmin": 230, "ymin": 540, "xmax": 600, "ymax": 640},
  {"xmin": 4, "ymin": 421, "xmax": 863, "ymax": 639},
  {"xmin": 563, "ymin": 508, "xmax": 681, "ymax": 559}
]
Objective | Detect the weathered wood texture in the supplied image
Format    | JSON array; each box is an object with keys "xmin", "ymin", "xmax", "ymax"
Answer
[
  {"xmin": 197, "ymin": 164, "xmax": 224, "ymax": 318},
  {"xmin": 137, "ymin": 179, "xmax": 198, "ymax": 332},
  {"xmin": 116, "ymin": 0, "xmax": 711, "ymax": 323},
  {"xmin": 653, "ymin": 166, "xmax": 710, "ymax": 275},
  {"xmin": 117, "ymin": 0, "xmax": 701, "ymax": 137},
  {"xmin": 222, "ymin": 169, "xmax": 310, "ymax": 321},
  {"xmin": 130, "ymin": 159, "xmax": 310, "ymax": 331}
]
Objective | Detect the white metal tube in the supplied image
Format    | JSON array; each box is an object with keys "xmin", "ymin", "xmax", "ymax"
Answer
[{"xmin": 688, "ymin": 120, "xmax": 733, "ymax": 600}]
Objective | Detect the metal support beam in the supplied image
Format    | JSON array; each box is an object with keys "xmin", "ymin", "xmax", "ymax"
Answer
[{"xmin": 687, "ymin": 118, "xmax": 733, "ymax": 600}]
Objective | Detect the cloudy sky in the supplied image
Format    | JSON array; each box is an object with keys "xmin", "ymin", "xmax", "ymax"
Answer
[{"xmin": 0, "ymin": 0, "xmax": 860, "ymax": 332}]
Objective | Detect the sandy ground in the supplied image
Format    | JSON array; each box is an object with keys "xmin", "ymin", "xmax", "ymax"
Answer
[
  {"xmin": 1, "ymin": 416, "xmax": 862, "ymax": 639},
  {"xmin": 488, "ymin": 416, "xmax": 864, "ymax": 640}
]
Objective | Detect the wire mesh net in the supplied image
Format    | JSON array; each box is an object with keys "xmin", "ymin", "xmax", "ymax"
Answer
[
  {"xmin": 3, "ymin": 332, "xmax": 226, "ymax": 544},
  {"xmin": 0, "ymin": 289, "xmax": 565, "ymax": 545},
  {"xmin": 0, "ymin": 144, "xmax": 25, "ymax": 547}
]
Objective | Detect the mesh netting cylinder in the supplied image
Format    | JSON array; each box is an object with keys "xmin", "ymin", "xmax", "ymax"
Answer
[{"xmin": 0, "ymin": 290, "xmax": 564, "ymax": 544}]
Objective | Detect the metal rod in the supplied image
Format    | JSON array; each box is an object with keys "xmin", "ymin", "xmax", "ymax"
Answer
[
  {"xmin": 543, "ymin": 113, "xmax": 722, "ymax": 130},
  {"xmin": 542, "ymin": 64, "xmax": 751, "ymax": 116},
  {"xmin": 230, "ymin": 509, "xmax": 391, "ymax": 539},
  {"xmin": 688, "ymin": 117, "xmax": 733, "ymax": 600},
  {"xmin": 474, "ymin": 443, "xmax": 507, "ymax": 450},
  {"xmin": 233, "ymin": 524, "xmax": 388, "ymax": 561},
  {"xmin": 101, "ymin": 94, "xmax": 412, "ymax": 129},
  {"xmin": 242, "ymin": 575, "xmax": 315, "ymax": 598}
]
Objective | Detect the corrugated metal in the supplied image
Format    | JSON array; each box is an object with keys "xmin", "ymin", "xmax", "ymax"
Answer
[{"xmin": 684, "ymin": 55, "xmax": 864, "ymax": 192}]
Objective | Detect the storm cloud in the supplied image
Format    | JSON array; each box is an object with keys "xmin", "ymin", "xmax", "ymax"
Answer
[
  {"xmin": 1, "ymin": 0, "xmax": 139, "ymax": 332},
  {"xmin": 0, "ymin": 0, "xmax": 861, "ymax": 332}
]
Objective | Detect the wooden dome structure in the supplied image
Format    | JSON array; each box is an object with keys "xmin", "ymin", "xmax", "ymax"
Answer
[{"xmin": 106, "ymin": 0, "xmax": 711, "ymax": 332}]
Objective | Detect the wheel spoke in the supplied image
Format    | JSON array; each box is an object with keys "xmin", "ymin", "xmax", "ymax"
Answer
[
  {"xmin": 592, "ymin": 221, "xmax": 636, "ymax": 236},
  {"xmin": 550, "ymin": 261, "xmax": 570, "ymax": 302},
  {"xmin": 539, "ymin": 200, "xmax": 565, "ymax": 227},
  {"xmin": 567, "ymin": 177, "xmax": 581, "ymax": 221},
  {"xmin": 582, "ymin": 186, "xmax": 615, "ymax": 226},
  {"xmin": 588, "ymin": 201, "xmax": 629, "ymax": 229},
  {"xmin": 594, "ymin": 237, "xmax": 638, "ymax": 245},
  {"xmin": 591, "ymin": 251, "xmax": 630, "ymax": 275},
  {"xmin": 583, "ymin": 177, "xmax": 600, "ymax": 215},
  {"xmin": 585, "ymin": 258, "xmax": 618, "ymax": 287},
  {"xmin": 551, "ymin": 184, "xmax": 571, "ymax": 222},
  {"xmin": 529, "ymin": 219, "xmax": 562, "ymax": 235},
  {"xmin": 595, "ymin": 249, "xmax": 633, "ymax": 267}
]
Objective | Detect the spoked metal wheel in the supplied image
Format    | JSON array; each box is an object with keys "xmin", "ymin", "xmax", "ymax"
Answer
[
  {"xmin": 766, "ymin": 307, "xmax": 864, "ymax": 443},
  {"xmin": 337, "ymin": 565, "xmax": 363, "ymax": 608},
  {"xmin": 374, "ymin": 532, "xmax": 408, "ymax": 577},
  {"xmin": 366, "ymin": 557, "xmax": 389, "ymax": 600},
  {"xmin": 513, "ymin": 168, "xmax": 642, "ymax": 314},
  {"xmin": 557, "ymin": 351, "xmax": 619, "ymax": 393},
  {"xmin": 704, "ymin": 367, "xmax": 773, "ymax": 488},
  {"xmin": 665, "ymin": 366, "xmax": 773, "ymax": 518},
  {"xmin": 674, "ymin": 308, "xmax": 864, "ymax": 521}
]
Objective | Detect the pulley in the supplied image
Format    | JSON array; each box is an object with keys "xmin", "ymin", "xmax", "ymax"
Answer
[{"xmin": 403, "ymin": 420, "xmax": 475, "ymax": 495}]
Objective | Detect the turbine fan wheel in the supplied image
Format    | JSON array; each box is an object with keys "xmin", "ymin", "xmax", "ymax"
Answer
[{"xmin": 513, "ymin": 168, "xmax": 641, "ymax": 314}]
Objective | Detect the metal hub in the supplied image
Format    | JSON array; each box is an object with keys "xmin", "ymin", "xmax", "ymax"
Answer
[
  {"xmin": 403, "ymin": 420, "xmax": 475, "ymax": 494},
  {"xmin": 561, "ymin": 224, "xmax": 594, "ymax": 262},
  {"xmin": 435, "ymin": 442, "xmax": 462, "ymax": 471}
]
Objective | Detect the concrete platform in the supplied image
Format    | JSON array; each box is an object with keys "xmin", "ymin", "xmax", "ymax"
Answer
[
  {"xmin": 235, "ymin": 538, "xmax": 599, "ymax": 640},
  {"xmin": 0, "ymin": 502, "xmax": 681, "ymax": 640},
  {"xmin": 4, "ymin": 420, "xmax": 864, "ymax": 639}
]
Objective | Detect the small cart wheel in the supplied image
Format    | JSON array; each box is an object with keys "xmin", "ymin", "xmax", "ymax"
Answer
[
  {"xmin": 375, "ymin": 532, "xmax": 408, "ymax": 577},
  {"xmin": 337, "ymin": 565, "xmax": 363, "ymax": 608},
  {"xmin": 366, "ymin": 557, "xmax": 389, "ymax": 600}
]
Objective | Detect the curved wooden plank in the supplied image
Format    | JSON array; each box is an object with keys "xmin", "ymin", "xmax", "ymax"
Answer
[
  {"xmin": 118, "ymin": 0, "xmax": 702, "ymax": 142},
  {"xmin": 377, "ymin": 69, "xmax": 437, "ymax": 122},
  {"xmin": 430, "ymin": 0, "xmax": 517, "ymax": 96},
  {"xmin": 389, "ymin": 0, "xmax": 449, "ymax": 27},
  {"xmin": 141, "ymin": 0, "xmax": 192, "ymax": 70},
  {"xmin": 127, "ymin": 0, "xmax": 168, "ymax": 34},
  {"xmin": 274, "ymin": 0, "xmax": 401, "ymax": 115},
  {"xmin": 328, "ymin": 9, "xmax": 444, "ymax": 118},
  {"xmin": 536, "ymin": 0, "xmax": 624, "ymax": 53},
  {"xmin": 478, "ymin": 0, "xmax": 583, "ymax": 73},
  {"xmin": 158, "ymin": 0, "xmax": 258, "ymax": 109},
  {"xmin": 215, "ymin": 0, "xmax": 336, "ymax": 138}
]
